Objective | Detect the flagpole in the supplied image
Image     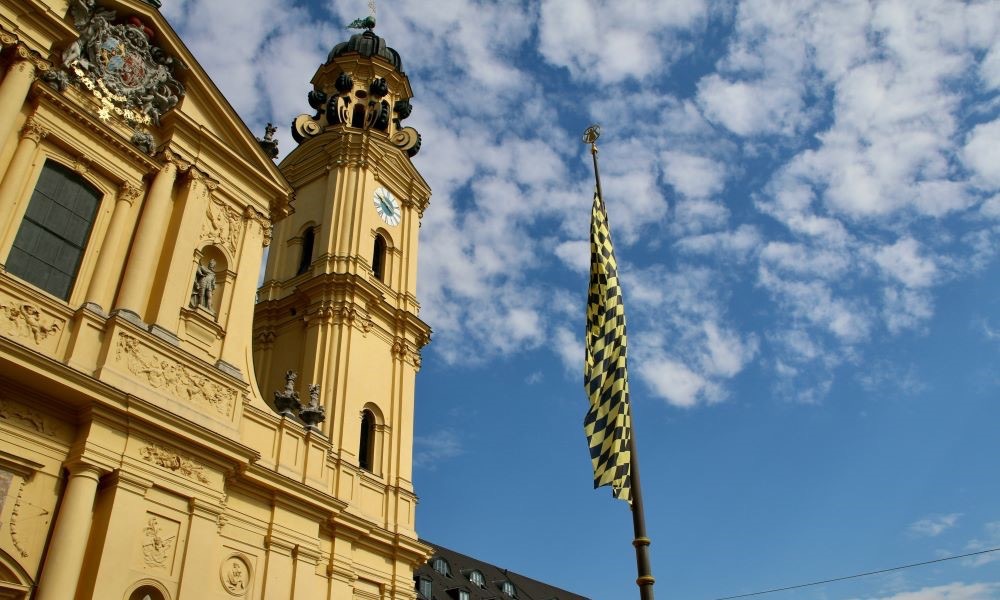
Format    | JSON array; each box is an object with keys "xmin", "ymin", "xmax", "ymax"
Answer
[{"xmin": 583, "ymin": 125, "xmax": 655, "ymax": 600}]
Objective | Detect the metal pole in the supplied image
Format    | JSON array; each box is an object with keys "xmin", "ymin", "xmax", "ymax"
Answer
[{"xmin": 583, "ymin": 125, "xmax": 655, "ymax": 600}]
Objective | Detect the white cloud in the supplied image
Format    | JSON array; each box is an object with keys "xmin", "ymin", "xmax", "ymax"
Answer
[
  {"xmin": 675, "ymin": 225, "xmax": 762, "ymax": 261},
  {"xmin": 908, "ymin": 513, "xmax": 962, "ymax": 537},
  {"xmin": 697, "ymin": 75, "xmax": 805, "ymax": 137},
  {"xmin": 554, "ymin": 240, "xmax": 590, "ymax": 273},
  {"xmin": 637, "ymin": 356, "xmax": 711, "ymax": 409},
  {"xmin": 661, "ymin": 151, "xmax": 727, "ymax": 198},
  {"xmin": 872, "ymin": 238, "xmax": 939, "ymax": 289},
  {"xmin": 414, "ymin": 429, "xmax": 464, "ymax": 469},
  {"xmin": 851, "ymin": 582, "xmax": 1000, "ymax": 600},
  {"xmin": 963, "ymin": 119, "xmax": 1000, "ymax": 190}
]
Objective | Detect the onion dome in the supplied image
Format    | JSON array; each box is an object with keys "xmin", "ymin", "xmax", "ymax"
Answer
[{"xmin": 327, "ymin": 30, "xmax": 403, "ymax": 72}]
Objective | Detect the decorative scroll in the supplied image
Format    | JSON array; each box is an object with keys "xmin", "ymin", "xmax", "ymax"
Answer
[
  {"xmin": 116, "ymin": 333, "xmax": 236, "ymax": 417},
  {"xmin": 139, "ymin": 443, "xmax": 210, "ymax": 484},
  {"xmin": 244, "ymin": 207, "xmax": 272, "ymax": 247},
  {"xmin": 141, "ymin": 516, "xmax": 175, "ymax": 567},
  {"xmin": 0, "ymin": 399, "xmax": 57, "ymax": 437},
  {"xmin": 202, "ymin": 197, "xmax": 243, "ymax": 255}
]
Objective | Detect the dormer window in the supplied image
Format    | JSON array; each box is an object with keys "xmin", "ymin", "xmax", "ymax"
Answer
[
  {"xmin": 432, "ymin": 556, "xmax": 451, "ymax": 576},
  {"xmin": 469, "ymin": 570, "xmax": 485, "ymax": 588},
  {"xmin": 417, "ymin": 577, "xmax": 432, "ymax": 599},
  {"xmin": 458, "ymin": 591, "xmax": 470, "ymax": 600},
  {"xmin": 501, "ymin": 581, "xmax": 516, "ymax": 597}
]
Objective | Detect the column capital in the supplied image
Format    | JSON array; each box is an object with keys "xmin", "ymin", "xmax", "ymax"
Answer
[
  {"xmin": 63, "ymin": 460, "xmax": 104, "ymax": 481},
  {"xmin": 118, "ymin": 180, "xmax": 144, "ymax": 205},
  {"xmin": 244, "ymin": 206, "xmax": 273, "ymax": 247},
  {"xmin": 20, "ymin": 116, "xmax": 48, "ymax": 143},
  {"xmin": 158, "ymin": 148, "xmax": 191, "ymax": 172}
]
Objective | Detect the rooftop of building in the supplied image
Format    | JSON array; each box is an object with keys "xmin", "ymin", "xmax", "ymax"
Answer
[{"xmin": 416, "ymin": 540, "xmax": 591, "ymax": 600}]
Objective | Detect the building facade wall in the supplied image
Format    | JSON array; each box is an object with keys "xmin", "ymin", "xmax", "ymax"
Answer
[{"xmin": 0, "ymin": 2, "xmax": 430, "ymax": 599}]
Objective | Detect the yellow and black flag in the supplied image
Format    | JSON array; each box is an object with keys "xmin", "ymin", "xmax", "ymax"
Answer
[{"xmin": 584, "ymin": 189, "xmax": 632, "ymax": 504}]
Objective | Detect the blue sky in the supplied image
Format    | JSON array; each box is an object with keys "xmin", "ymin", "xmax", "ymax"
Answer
[{"xmin": 162, "ymin": 1, "xmax": 1000, "ymax": 598}]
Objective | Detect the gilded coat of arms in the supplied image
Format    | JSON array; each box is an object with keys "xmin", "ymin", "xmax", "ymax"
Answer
[{"xmin": 44, "ymin": 1, "xmax": 185, "ymax": 136}]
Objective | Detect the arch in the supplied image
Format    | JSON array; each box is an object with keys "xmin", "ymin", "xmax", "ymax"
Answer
[
  {"xmin": 351, "ymin": 104, "xmax": 366, "ymax": 128},
  {"xmin": 359, "ymin": 408, "xmax": 376, "ymax": 472},
  {"xmin": 0, "ymin": 548, "xmax": 33, "ymax": 599},
  {"xmin": 124, "ymin": 579, "xmax": 170, "ymax": 600},
  {"xmin": 191, "ymin": 245, "xmax": 228, "ymax": 315},
  {"xmin": 6, "ymin": 159, "xmax": 104, "ymax": 300},
  {"xmin": 358, "ymin": 402, "xmax": 386, "ymax": 474},
  {"xmin": 372, "ymin": 233, "xmax": 387, "ymax": 281},
  {"xmin": 297, "ymin": 225, "xmax": 316, "ymax": 275}
]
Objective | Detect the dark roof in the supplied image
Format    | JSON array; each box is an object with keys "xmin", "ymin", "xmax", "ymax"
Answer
[
  {"xmin": 327, "ymin": 30, "xmax": 403, "ymax": 72},
  {"xmin": 416, "ymin": 541, "xmax": 591, "ymax": 600}
]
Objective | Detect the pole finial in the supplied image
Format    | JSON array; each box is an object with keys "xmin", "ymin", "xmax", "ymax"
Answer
[{"xmin": 583, "ymin": 124, "xmax": 601, "ymax": 146}]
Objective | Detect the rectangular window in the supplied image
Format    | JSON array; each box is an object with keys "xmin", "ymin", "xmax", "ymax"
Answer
[
  {"xmin": 6, "ymin": 161, "xmax": 101, "ymax": 300},
  {"xmin": 418, "ymin": 578, "xmax": 432, "ymax": 599}
]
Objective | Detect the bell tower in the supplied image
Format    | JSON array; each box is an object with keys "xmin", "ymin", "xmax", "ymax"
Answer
[{"xmin": 252, "ymin": 24, "xmax": 430, "ymax": 534}]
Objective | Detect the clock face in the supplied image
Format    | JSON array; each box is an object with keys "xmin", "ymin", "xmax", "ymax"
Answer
[{"xmin": 373, "ymin": 187, "xmax": 401, "ymax": 226}]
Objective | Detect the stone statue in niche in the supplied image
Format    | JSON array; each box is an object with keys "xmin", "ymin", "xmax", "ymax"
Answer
[{"xmin": 190, "ymin": 259, "xmax": 217, "ymax": 311}]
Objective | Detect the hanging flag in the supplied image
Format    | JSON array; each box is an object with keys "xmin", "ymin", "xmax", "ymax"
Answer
[{"xmin": 583, "ymin": 189, "xmax": 632, "ymax": 504}]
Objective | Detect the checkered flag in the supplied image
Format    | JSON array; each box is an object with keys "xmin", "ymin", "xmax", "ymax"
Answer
[{"xmin": 584, "ymin": 190, "xmax": 632, "ymax": 504}]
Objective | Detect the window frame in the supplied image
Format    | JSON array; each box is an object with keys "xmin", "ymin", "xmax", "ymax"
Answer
[{"xmin": 3, "ymin": 156, "xmax": 114, "ymax": 303}]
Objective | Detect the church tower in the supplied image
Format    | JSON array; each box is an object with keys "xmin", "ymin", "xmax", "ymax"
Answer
[{"xmin": 252, "ymin": 16, "xmax": 432, "ymax": 568}]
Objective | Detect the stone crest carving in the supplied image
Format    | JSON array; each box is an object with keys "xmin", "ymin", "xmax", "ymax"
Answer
[
  {"xmin": 139, "ymin": 443, "xmax": 210, "ymax": 484},
  {"xmin": 221, "ymin": 555, "xmax": 250, "ymax": 596},
  {"xmin": 116, "ymin": 333, "xmax": 236, "ymax": 417},
  {"xmin": 43, "ymin": 1, "xmax": 185, "ymax": 149},
  {"xmin": 0, "ymin": 301, "xmax": 61, "ymax": 344},
  {"xmin": 141, "ymin": 516, "xmax": 175, "ymax": 567},
  {"xmin": 203, "ymin": 198, "xmax": 243, "ymax": 255}
]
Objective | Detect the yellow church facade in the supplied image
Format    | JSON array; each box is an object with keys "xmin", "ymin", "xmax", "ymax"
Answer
[{"xmin": 0, "ymin": 1, "xmax": 432, "ymax": 599}]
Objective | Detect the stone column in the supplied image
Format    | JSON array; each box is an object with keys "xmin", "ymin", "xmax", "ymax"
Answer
[
  {"xmin": 148, "ymin": 168, "xmax": 214, "ymax": 333},
  {"xmin": 34, "ymin": 462, "xmax": 103, "ymax": 600},
  {"xmin": 0, "ymin": 117, "xmax": 46, "ymax": 262},
  {"xmin": 0, "ymin": 58, "xmax": 36, "ymax": 145},
  {"xmin": 176, "ymin": 499, "xmax": 223, "ymax": 599},
  {"xmin": 114, "ymin": 154, "xmax": 183, "ymax": 320},
  {"xmin": 219, "ymin": 207, "xmax": 268, "ymax": 369},
  {"xmin": 84, "ymin": 181, "xmax": 143, "ymax": 311}
]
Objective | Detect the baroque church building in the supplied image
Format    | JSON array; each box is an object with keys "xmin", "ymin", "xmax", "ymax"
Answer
[{"xmin": 0, "ymin": 1, "xmax": 438, "ymax": 598}]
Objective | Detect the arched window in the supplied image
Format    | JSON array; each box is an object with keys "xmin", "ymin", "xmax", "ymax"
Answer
[
  {"xmin": 359, "ymin": 409, "xmax": 376, "ymax": 472},
  {"xmin": 128, "ymin": 585, "xmax": 166, "ymax": 600},
  {"xmin": 431, "ymin": 556, "xmax": 451, "ymax": 576},
  {"xmin": 351, "ymin": 104, "xmax": 366, "ymax": 128},
  {"xmin": 501, "ymin": 581, "xmax": 516, "ymax": 597},
  {"xmin": 372, "ymin": 234, "xmax": 386, "ymax": 281},
  {"xmin": 7, "ymin": 160, "xmax": 102, "ymax": 299},
  {"xmin": 297, "ymin": 226, "xmax": 315, "ymax": 275},
  {"xmin": 469, "ymin": 570, "xmax": 485, "ymax": 588}
]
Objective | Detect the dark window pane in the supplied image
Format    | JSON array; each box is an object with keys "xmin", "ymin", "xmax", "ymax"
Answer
[{"xmin": 7, "ymin": 161, "xmax": 102, "ymax": 300}]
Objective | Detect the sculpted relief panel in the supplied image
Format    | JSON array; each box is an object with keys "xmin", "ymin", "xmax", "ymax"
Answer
[
  {"xmin": 115, "ymin": 333, "xmax": 237, "ymax": 417},
  {"xmin": 139, "ymin": 443, "xmax": 210, "ymax": 484},
  {"xmin": 0, "ymin": 301, "xmax": 62, "ymax": 346}
]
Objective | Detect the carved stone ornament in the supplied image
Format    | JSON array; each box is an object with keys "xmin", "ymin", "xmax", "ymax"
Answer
[
  {"xmin": 0, "ymin": 301, "xmax": 61, "ymax": 344},
  {"xmin": 298, "ymin": 384, "xmax": 326, "ymax": 432},
  {"xmin": 202, "ymin": 198, "xmax": 243, "ymax": 255},
  {"xmin": 141, "ymin": 516, "xmax": 175, "ymax": 567},
  {"xmin": 0, "ymin": 399, "xmax": 57, "ymax": 436},
  {"xmin": 221, "ymin": 555, "xmax": 250, "ymax": 596},
  {"xmin": 116, "ymin": 333, "xmax": 237, "ymax": 416},
  {"xmin": 42, "ymin": 1, "xmax": 185, "ymax": 128},
  {"xmin": 139, "ymin": 443, "xmax": 210, "ymax": 484},
  {"xmin": 272, "ymin": 370, "xmax": 301, "ymax": 418}
]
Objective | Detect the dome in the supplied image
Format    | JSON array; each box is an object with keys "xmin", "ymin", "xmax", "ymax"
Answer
[{"xmin": 327, "ymin": 30, "xmax": 402, "ymax": 72}]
